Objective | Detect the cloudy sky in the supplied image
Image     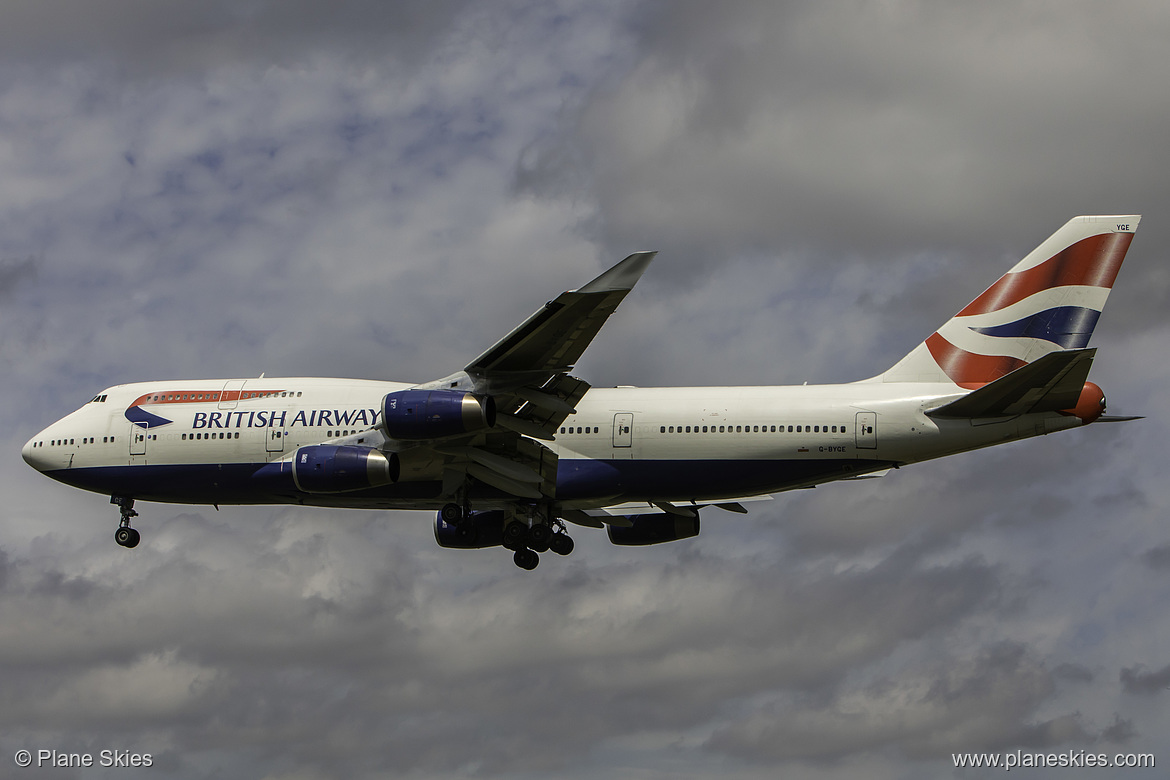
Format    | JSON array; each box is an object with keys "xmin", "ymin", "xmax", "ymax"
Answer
[{"xmin": 2, "ymin": 1, "xmax": 1168, "ymax": 777}]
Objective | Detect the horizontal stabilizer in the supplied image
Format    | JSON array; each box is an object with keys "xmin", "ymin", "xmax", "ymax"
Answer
[{"xmin": 928, "ymin": 348, "xmax": 1095, "ymax": 419}]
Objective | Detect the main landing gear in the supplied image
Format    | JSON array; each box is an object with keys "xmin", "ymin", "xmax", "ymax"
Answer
[
  {"xmin": 502, "ymin": 515, "xmax": 574, "ymax": 571},
  {"xmin": 111, "ymin": 496, "xmax": 141, "ymax": 549}
]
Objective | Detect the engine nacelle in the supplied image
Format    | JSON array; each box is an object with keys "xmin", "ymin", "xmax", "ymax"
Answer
[
  {"xmin": 607, "ymin": 513, "xmax": 700, "ymax": 546},
  {"xmin": 434, "ymin": 510, "xmax": 506, "ymax": 549},
  {"xmin": 291, "ymin": 445, "xmax": 398, "ymax": 493},
  {"xmin": 382, "ymin": 389, "xmax": 495, "ymax": 440}
]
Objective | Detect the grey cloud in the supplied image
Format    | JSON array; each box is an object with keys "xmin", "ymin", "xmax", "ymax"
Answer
[
  {"xmin": 1101, "ymin": 714, "xmax": 1137, "ymax": 745},
  {"xmin": 1140, "ymin": 542, "xmax": 1170, "ymax": 571},
  {"xmin": 0, "ymin": 0, "xmax": 473, "ymax": 73},
  {"xmin": 0, "ymin": 254, "xmax": 37, "ymax": 299},
  {"xmin": 707, "ymin": 643, "xmax": 1093, "ymax": 762},
  {"xmin": 3, "ymin": 1, "xmax": 1170, "ymax": 777},
  {"xmin": 1120, "ymin": 664, "xmax": 1170, "ymax": 696}
]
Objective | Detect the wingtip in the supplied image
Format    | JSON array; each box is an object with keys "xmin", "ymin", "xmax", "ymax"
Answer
[{"xmin": 576, "ymin": 250, "xmax": 658, "ymax": 294}]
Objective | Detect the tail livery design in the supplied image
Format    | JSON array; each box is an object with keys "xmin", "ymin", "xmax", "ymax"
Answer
[{"xmin": 880, "ymin": 216, "xmax": 1139, "ymax": 387}]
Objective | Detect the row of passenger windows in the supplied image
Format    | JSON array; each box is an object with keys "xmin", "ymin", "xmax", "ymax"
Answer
[
  {"xmin": 36, "ymin": 429, "xmax": 365, "ymax": 447},
  {"xmin": 559, "ymin": 423, "xmax": 851, "ymax": 435},
  {"xmin": 660, "ymin": 424, "xmax": 848, "ymax": 434},
  {"xmin": 34, "ymin": 437, "xmax": 116, "ymax": 447},
  {"xmin": 148, "ymin": 390, "xmax": 303, "ymax": 402}
]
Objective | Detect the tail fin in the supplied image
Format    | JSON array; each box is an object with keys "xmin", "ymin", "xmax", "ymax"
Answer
[{"xmin": 878, "ymin": 215, "xmax": 1140, "ymax": 386}]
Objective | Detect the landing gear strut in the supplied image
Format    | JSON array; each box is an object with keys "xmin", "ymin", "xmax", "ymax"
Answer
[{"xmin": 111, "ymin": 496, "xmax": 141, "ymax": 549}]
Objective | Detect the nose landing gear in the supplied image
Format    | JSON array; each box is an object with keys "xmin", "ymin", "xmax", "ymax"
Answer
[{"xmin": 111, "ymin": 496, "xmax": 141, "ymax": 549}]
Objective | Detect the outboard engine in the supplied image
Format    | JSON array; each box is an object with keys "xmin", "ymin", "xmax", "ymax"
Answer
[
  {"xmin": 291, "ymin": 445, "xmax": 398, "ymax": 493},
  {"xmin": 607, "ymin": 513, "xmax": 700, "ymax": 546},
  {"xmin": 434, "ymin": 510, "xmax": 506, "ymax": 549},
  {"xmin": 382, "ymin": 389, "xmax": 495, "ymax": 440}
]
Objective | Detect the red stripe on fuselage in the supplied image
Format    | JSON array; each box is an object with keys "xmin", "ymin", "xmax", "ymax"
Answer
[
  {"xmin": 129, "ymin": 389, "xmax": 286, "ymax": 407},
  {"xmin": 958, "ymin": 232, "xmax": 1133, "ymax": 316}
]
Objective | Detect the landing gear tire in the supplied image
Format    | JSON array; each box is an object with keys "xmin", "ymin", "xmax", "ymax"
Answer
[
  {"xmin": 549, "ymin": 533, "xmax": 574, "ymax": 556},
  {"xmin": 503, "ymin": 521, "xmax": 529, "ymax": 550},
  {"xmin": 440, "ymin": 503, "xmax": 463, "ymax": 523},
  {"xmin": 513, "ymin": 548, "xmax": 539, "ymax": 570},
  {"xmin": 528, "ymin": 523, "xmax": 552, "ymax": 553},
  {"xmin": 115, "ymin": 527, "xmax": 140, "ymax": 548}
]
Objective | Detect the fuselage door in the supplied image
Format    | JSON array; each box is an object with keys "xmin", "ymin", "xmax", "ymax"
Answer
[
  {"xmin": 855, "ymin": 412, "xmax": 877, "ymax": 449},
  {"xmin": 266, "ymin": 427, "xmax": 285, "ymax": 454},
  {"xmin": 612, "ymin": 413, "xmax": 633, "ymax": 447},
  {"xmin": 130, "ymin": 425, "xmax": 147, "ymax": 456},
  {"xmin": 219, "ymin": 379, "xmax": 245, "ymax": 410}
]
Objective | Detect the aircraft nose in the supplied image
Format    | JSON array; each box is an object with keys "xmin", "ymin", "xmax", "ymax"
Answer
[{"xmin": 22, "ymin": 434, "xmax": 48, "ymax": 472}]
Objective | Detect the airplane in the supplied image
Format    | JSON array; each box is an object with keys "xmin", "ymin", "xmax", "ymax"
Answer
[{"xmin": 22, "ymin": 215, "xmax": 1142, "ymax": 570}]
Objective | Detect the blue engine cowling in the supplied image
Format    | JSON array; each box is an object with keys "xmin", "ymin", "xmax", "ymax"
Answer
[
  {"xmin": 434, "ymin": 510, "xmax": 506, "ymax": 549},
  {"xmin": 382, "ymin": 389, "xmax": 495, "ymax": 440},
  {"xmin": 606, "ymin": 513, "xmax": 700, "ymax": 546},
  {"xmin": 291, "ymin": 445, "xmax": 399, "ymax": 493}
]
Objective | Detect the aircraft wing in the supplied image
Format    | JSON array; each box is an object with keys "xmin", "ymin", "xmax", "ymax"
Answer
[
  {"xmin": 405, "ymin": 251, "xmax": 656, "ymax": 502},
  {"xmin": 466, "ymin": 251, "xmax": 657, "ymax": 377}
]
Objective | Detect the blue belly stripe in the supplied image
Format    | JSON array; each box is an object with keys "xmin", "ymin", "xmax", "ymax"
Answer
[{"xmin": 44, "ymin": 457, "xmax": 893, "ymax": 508}]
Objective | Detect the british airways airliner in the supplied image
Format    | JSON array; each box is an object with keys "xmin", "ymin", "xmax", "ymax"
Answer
[{"xmin": 22, "ymin": 216, "xmax": 1141, "ymax": 569}]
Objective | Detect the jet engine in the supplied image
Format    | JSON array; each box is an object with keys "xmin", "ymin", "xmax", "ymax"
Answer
[
  {"xmin": 382, "ymin": 389, "xmax": 495, "ymax": 440},
  {"xmin": 291, "ymin": 444, "xmax": 398, "ymax": 493},
  {"xmin": 606, "ymin": 513, "xmax": 700, "ymax": 546},
  {"xmin": 434, "ymin": 509, "xmax": 506, "ymax": 549}
]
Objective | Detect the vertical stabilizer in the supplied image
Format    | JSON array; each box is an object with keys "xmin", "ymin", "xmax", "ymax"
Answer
[{"xmin": 877, "ymin": 216, "xmax": 1139, "ymax": 386}]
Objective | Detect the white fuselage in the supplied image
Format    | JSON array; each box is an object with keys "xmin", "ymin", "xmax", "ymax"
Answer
[{"xmin": 22, "ymin": 376, "xmax": 1084, "ymax": 511}]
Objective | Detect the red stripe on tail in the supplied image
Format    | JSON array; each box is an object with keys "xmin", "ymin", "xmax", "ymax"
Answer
[
  {"xmin": 958, "ymin": 232, "xmax": 1133, "ymax": 316},
  {"xmin": 925, "ymin": 333, "xmax": 1027, "ymax": 387}
]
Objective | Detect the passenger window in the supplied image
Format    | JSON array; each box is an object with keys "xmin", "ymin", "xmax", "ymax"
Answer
[
  {"xmin": 735, "ymin": 426, "xmax": 741, "ymax": 433},
  {"xmin": 660, "ymin": 426, "xmax": 666, "ymax": 433}
]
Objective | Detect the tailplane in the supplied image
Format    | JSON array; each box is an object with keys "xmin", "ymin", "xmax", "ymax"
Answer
[{"xmin": 877, "ymin": 216, "xmax": 1139, "ymax": 386}]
